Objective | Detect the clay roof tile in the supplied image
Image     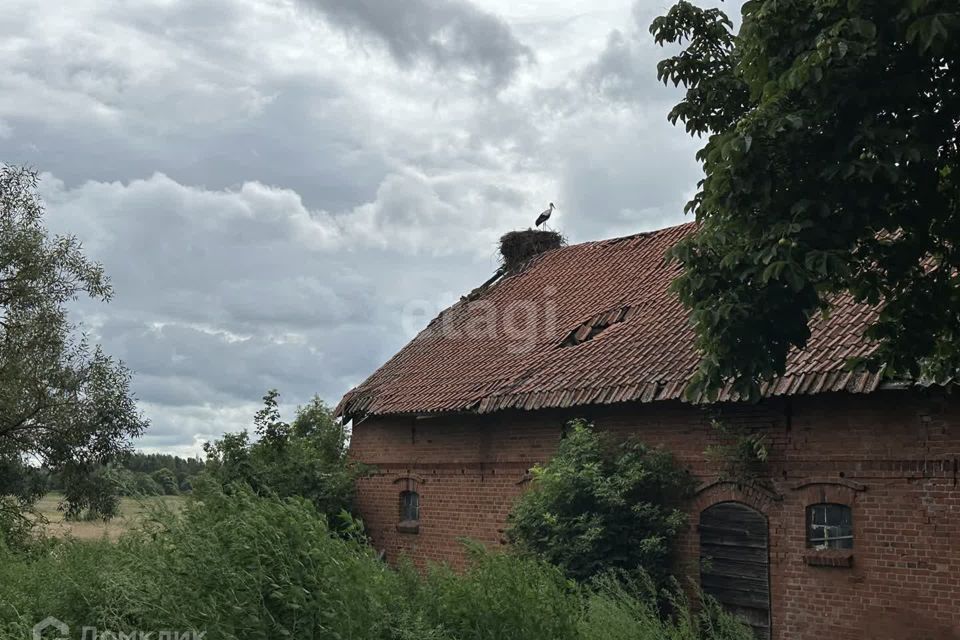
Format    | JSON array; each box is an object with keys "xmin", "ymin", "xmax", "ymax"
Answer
[{"xmin": 337, "ymin": 222, "xmax": 883, "ymax": 418}]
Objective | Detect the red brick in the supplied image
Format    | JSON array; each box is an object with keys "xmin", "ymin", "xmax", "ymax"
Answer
[{"xmin": 351, "ymin": 390, "xmax": 960, "ymax": 640}]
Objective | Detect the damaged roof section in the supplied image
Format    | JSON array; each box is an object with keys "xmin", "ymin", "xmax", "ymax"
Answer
[
  {"xmin": 560, "ymin": 305, "xmax": 636, "ymax": 348},
  {"xmin": 337, "ymin": 222, "xmax": 882, "ymax": 420}
]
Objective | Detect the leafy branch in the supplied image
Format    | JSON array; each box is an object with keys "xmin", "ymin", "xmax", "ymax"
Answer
[{"xmin": 704, "ymin": 418, "xmax": 769, "ymax": 485}]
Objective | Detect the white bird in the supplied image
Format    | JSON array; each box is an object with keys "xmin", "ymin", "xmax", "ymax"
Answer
[{"xmin": 535, "ymin": 202, "xmax": 555, "ymax": 228}]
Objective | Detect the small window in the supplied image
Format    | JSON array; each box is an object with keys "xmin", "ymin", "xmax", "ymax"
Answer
[
  {"xmin": 400, "ymin": 491, "xmax": 420, "ymax": 523},
  {"xmin": 807, "ymin": 503, "xmax": 852, "ymax": 549}
]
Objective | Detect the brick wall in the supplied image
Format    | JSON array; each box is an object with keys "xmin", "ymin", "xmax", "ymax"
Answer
[{"xmin": 349, "ymin": 390, "xmax": 960, "ymax": 640}]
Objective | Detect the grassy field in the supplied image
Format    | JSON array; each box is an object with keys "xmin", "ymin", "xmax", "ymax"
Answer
[{"xmin": 34, "ymin": 492, "xmax": 187, "ymax": 540}]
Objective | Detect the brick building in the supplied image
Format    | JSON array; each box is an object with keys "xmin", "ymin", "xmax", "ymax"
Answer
[{"xmin": 338, "ymin": 223, "xmax": 960, "ymax": 640}]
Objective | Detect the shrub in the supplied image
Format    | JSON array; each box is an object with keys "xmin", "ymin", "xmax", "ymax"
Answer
[
  {"xmin": 151, "ymin": 468, "xmax": 180, "ymax": 495},
  {"xmin": 401, "ymin": 544, "xmax": 580, "ymax": 640},
  {"xmin": 202, "ymin": 391, "xmax": 366, "ymax": 529},
  {"xmin": 579, "ymin": 574, "xmax": 754, "ymax": 640},
  {"xmin": 507, "ymin": 420, "xmax": 695, "ymax": 584},
  {"xmin": 395, "ymin": 547, "xmax": 751, "ymax": 640},
  {"xmin": 0, "ymin": 491, "xmax": 751, "ymax": 640},
  {"xmin": 0, "ymin": 497, "xmax": 38, "ymax": 553},
  {"xmin": 134, "ymin": 471, "xmax": 164, "ymax": 496},
  {"xmin": 0, "ymin": 535, "xmax": 123, "ymax": 635},
  {"xmin": 60, "ymin": 464, "xmax": 122, "ymax": 521},
  {"xmin": 103, "ymin": 488, "xmax": 397, "ymax": 639},
  {"xmin": 0, "ymin": 488, "xmax": 398, "ymax": 640}
]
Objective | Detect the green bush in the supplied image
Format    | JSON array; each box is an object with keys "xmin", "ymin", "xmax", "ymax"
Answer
[
  {"xmin": 150, "ymin": 467, "xmax": 180, "ymax": 495},
  {"xmin": 60, "ymin": 464, "xmax": 122, "ymax": 521},
  {"xmin": 0, "ymin": 497, "xmax": 37, "ymax": 552},
  {"xmin": 133, "ymin": 471, "xmax": 164, "ymax": 496},
  {"xmin": 104, "ymin": 488, "xmax": 397, "ymax": 639},
  {"xmin": 401, "ymin": 544, "xmax": 580, "ymax": 640},
  {"xmin": 202, "ymin": 391, "xmax": 366, "ymax": 529},
  {"xmin": 578, "ymin": 574, "xmax": 753, "ymax": 640},
  {"xmin": 0, "ymin": 491, "xmax": 749, "ymax": 640},
  {"xmin": 0, "ymin": 488, "xmax": 397, "ymax": 640},
  {"xmin": 0, "ymin": 536, "xmax": 124, "ymax": 636},
  {"xmin": 507, "ymin": 420, "xmax": 695, "ymax": 584}
]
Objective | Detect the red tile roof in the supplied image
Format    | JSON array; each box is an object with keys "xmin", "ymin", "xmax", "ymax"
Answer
[{"xmin": 337, "ymin": 222, "xmax": 881, "ymax": 418}]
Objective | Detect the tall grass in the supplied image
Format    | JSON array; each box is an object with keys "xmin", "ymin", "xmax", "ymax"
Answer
[
  {"xmin": 397, "ymin": 543, "xmax": 580, "ymax": 640},
  {"xmin": 1, "ymin": 490, "xmax": 396, "ymax": 639},
  {"xmin": 0, "ymin": 490, "xmax": 751, "ymax": 640},
  {"xmin": 578, "ymin": 574, "xmax": 753, "ymax": 640}
]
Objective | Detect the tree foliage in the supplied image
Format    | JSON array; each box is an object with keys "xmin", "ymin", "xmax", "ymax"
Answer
[
  {"xmin": 45, "ymin": 452, "xmax": 205, "ymax": 498},
  {"xmin": 506, "ymin": 420, "xmax": 694, "ymax": 584},
  {"xmin": 652, "ymin": 0, "xmax": 960, "ymax": 399},
  {"xmin": 151, "ymin": 468, "xmax": 180, "ymax": 495},
  {"xmin": 202, "ymin": 390, "xmax": 364, "ymax": 527},
  {"xmin": 703, "ymin": 418, "xmax": 769, "ymax": 485},
  {"xmin": 121, "ymin": 451, "xmax": 206, "ymax": 478},
  {"xmin": 0, "ymin": 165, "xmax": 146, "ymax": 525}
]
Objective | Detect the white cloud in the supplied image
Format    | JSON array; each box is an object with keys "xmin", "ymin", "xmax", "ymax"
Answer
[
  {"xmin": 40, "ymin": 171, "xmax": 500, "ymax": 447},
  {"xmin": 3, "ymin": 0, "xmax": 745, "ymax": 453}
]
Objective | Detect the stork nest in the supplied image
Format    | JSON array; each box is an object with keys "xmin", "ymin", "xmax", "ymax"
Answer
[{"xmin": 499, "ymin": 229, "xmax": 564, "ymax": 272}]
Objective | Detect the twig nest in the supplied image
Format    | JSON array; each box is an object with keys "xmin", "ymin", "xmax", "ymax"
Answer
[{"xmin": 499, "ymin": 230, "xmax": 564, "ymax": 271}]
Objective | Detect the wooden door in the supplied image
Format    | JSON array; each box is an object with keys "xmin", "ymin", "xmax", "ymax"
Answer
[{"xmin": 699, "ymin": 502, "xmax": 771, "ymax": 640}]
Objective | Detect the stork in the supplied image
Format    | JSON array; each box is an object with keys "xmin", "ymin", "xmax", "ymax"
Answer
[{"xmin": 535, "ymin": 202, "xmax": 555, "ymax": 229}]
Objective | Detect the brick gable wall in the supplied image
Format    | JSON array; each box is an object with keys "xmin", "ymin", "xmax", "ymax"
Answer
[{"xmin": 349, "ymin": 390, "xmax": 960, "ymax": 640}]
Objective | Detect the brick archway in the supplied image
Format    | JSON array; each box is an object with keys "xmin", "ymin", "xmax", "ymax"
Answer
[{"xmin": 693, "ymin": 479, "xmax": 782, "ymax": 513}]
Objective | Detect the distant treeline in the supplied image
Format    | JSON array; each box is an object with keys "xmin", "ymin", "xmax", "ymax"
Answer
[{"xmin": 46, "ymin": 452, "xmax": 206, "ymax": 497}]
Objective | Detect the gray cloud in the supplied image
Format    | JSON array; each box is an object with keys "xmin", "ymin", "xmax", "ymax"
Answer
[
  {"xmin": 581, "ymin": 28, "xmax": 659, "ymax": 103},
  {"xmin": 40, "ymin": 170, "xmax": 495, "ymax": 447},
  {"xmin": 579, "ymin": 2, "xmax": 677, "ymax": 105},
  {"xmin": 3, "ymin": 0, "xmax": 724, "ymax": 454},
  {"xmin": 580, "ymin": 0, "xmax": 742, "ymax": 105},
  {"xmin": 297, "ymin": 0, "xmax": 533, "ymax": 87}
]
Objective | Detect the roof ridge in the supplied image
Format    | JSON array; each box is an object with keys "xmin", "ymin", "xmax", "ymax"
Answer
[{"xmin": 552, "ymin": 220, "xmax": 697, "ymax": 251}]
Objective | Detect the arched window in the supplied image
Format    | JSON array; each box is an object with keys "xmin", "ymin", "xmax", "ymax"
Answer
[
  {"xmin": 807, "ymin": 503, "xmax": 852, "ymax": 549},
  {"xmin": 399, "ymin": 490, "xmax": 420, "ymax": 524}
]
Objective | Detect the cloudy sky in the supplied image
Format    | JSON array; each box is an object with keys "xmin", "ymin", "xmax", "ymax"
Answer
[{"xmin": 1, "ymin": 0, "xmax": 738, "ymax": 455}]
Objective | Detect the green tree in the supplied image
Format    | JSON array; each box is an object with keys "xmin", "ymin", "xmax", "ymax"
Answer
[
  {"xmin": 120, "ymin": 451, "xmax": 205, "ymax": 485},
  {"xmin": 506, "ymin": 420, "xmax": 694, "ymax": 585},
  {"xmin": 0, "ymin": 165, "xmax": 146, "ymax": 529},
  {"xmin": 0, "ymin": 456, "xmax": 46, "ymax": 544},
  {"xmin": 202, "ymin": 390, "xmax": 363, "ymax": 528},
  {"xmin": 60, "ymin": 464, "xmax": 122, "ymax": 521},
  {"xmin": 133, "ymin": 471, "xmax": 163, "ymax": 496},
  {"xmin": 651, "ymin": 1, "xmax": 960, "ymax": 399},
  {"xmin": 152, "ymin": 468, "xmax": 180, "ymax": 495}
]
